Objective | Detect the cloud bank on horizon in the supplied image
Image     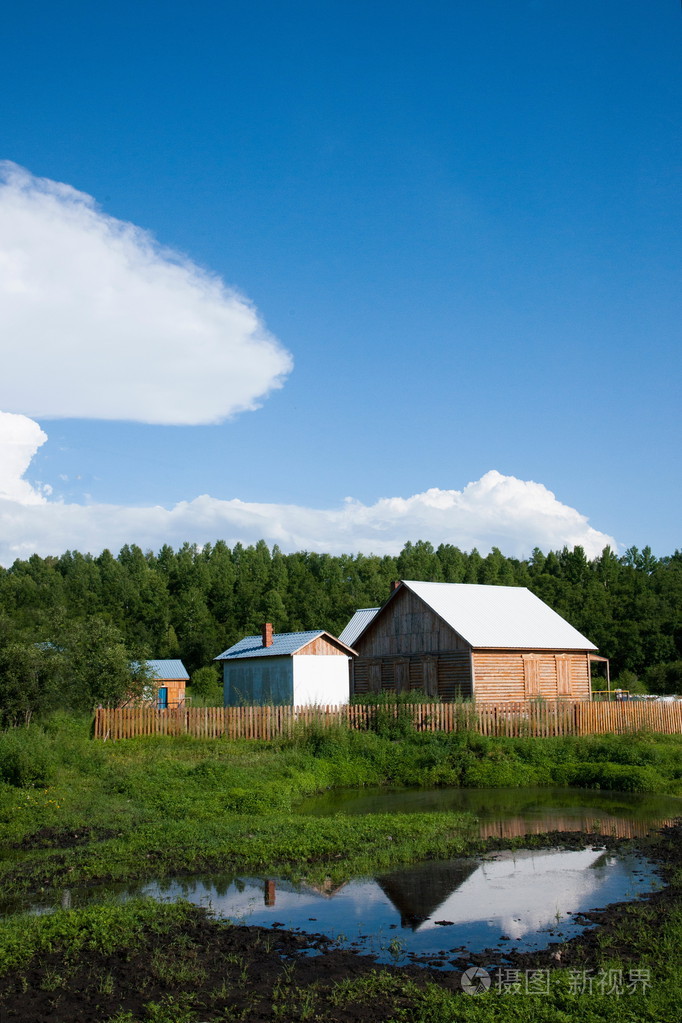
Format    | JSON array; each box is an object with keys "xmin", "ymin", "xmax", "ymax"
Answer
[
  {"xmin": 0, "ymin": 163, "xmax": 616, "ymax": 566},
  {"xmin": 0, "ymin": 411, "xmax": 616, "ymax": 564},
  {"xmin": 0, "ymin": 162, "xmax": 292, "ymax": 424}
]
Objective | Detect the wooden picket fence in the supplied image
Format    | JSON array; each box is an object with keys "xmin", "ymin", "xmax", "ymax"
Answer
[{"xmin": 93, "ymin": 699, "xmax": 682, "ymax": 741}]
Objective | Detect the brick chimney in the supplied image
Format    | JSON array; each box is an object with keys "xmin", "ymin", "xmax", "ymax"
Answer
[
  {"xmin": 390, "ymin": 580, "xmax": 401, "ymax": 593},
  {"xmin": 262, "ymin": 622, "xmax": 273, "ymax": 648}
]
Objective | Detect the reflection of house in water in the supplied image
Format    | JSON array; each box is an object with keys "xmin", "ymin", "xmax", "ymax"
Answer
[
  {"xmin": 302, "ymin": 878, "xmax": 349, "ymax": 897},
  {"xmin": 262, "ymin": 878, "xmax": 349, "ymax": 905},
  {"xmin": 376, "ymin": 859, "xmax": 478, "ymax": 929},
  {"xmin": 477, "ymin": 814, "xmax": 679, "ymax": 841},
  {"xmin": 378, "ymin": 848, "xmax": 612, "ymax": 939}
]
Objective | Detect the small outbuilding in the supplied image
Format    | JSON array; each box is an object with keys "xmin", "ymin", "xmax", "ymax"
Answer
[
  {"xmin": 215, "ymin": 624, "xmax": 356, "ymax": 707},
  {"xmin": 140, "ymin": 659, "xmax": 189, "ymax": 708},
  {"xmin": 348, "ymin": 581, "xmax": 597, "ymax": 702}
]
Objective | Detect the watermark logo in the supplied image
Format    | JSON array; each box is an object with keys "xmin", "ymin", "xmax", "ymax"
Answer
[
  {"xmin": 459, "ymin": 966, "xmax": 651, "ymax": 998},
  {"xmin": 461, "ymin": 966, "xmax": 491, "ymax": 995}
]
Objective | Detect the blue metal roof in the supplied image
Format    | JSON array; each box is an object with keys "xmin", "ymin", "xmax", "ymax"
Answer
[
  {"xmin": 339, "ymin": 608, "xmax": 380, "ymax": 648},
  {"xmin": 215, "ymin": 631, "xmax": 327, "ymax": 661},
  {"xmin": 137, "ymin": 659, "xmax": 190, "ymax": 680}
]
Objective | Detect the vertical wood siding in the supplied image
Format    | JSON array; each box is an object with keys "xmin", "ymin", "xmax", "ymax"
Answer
[
  {"xmin": 297, "ymin": 636, "xmax": 349, "ymax": 655},
  {"xmin": 354, "ymin": 586, "xmax": 467, "ymax": 656},
  {"xmin": 353, "ymin": 651, "xmax": 472, "ymax": 700}
]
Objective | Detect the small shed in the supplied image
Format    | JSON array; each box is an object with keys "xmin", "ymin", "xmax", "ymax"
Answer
[
  {"xmin": 349, "ymin": 581, "xmax": 597, "ymax": 702},
  {"xmin": 215, "ymin": 623, "xmax": 355, "ymax": 707},
  {"xmin": 141, "ymin": 659, "xmax": 189, "ymax": 709}
]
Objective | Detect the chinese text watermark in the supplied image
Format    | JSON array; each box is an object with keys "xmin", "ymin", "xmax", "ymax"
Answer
[{"xmin": 461, "ymin": 967, "xmax": 651, "ymax": 996}]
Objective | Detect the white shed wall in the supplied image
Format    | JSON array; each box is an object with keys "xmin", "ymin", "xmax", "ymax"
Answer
[{"xmin": 292, "ymin": 655, "xmax": 350, "ymax": 706}]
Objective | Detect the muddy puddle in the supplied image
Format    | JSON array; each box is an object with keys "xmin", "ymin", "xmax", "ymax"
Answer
[
  {"xmin": 297, "ymin": 785, "xmax": 682, "ymax": 839},
  {"xmin": 2, "ymin": 845, "xmax": 661, "ymax": 968}
]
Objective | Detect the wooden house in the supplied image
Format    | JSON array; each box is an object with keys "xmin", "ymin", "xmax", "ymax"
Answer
[
  {"xmin": 215, "ymin": 623, "xmax": 355, "ymax": 707},
  {"xmin": 348, "ymin": 581, "xmax": 597, "ymax": 702},
  {"xmin": 141, "ymin": 659, "xmax": 189, "ymax": 708}
]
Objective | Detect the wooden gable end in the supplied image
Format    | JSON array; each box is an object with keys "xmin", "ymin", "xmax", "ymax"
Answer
[
  {"xmin": 297, "ymin": 634, "xmax": 349, "ymax": 656},
  {"xmin": 354, "ymin": 585, "xmax": 470, "ymax": 657}
]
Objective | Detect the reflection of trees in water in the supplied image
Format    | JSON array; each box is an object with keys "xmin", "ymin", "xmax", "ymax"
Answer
[
  {"xmin": 376, "ymin": 859, "xmax": 477, "ymax": 929},
  {"xmin": 301, "ymin": 787, "xmax": 682, "ymax": 833}
]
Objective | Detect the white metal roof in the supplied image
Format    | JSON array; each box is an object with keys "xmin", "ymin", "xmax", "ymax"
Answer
[
  {"xmin": 338, "ymin": 607, "xmax": 380, "ymax": 648},
  {"xmin": 400, "ymin": 581, "xmax": 597, "ymax": 650}
]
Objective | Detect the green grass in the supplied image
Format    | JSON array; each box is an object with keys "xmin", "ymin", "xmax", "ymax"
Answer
[
  {"xmin": 1, "ymin": 714, "xmax": 682, "ymax": 895},
  {"xmin": 0, "ymin": 876, "xmax": 681, "ymax": 1022},
  {"xmin": 0, "ymin": 898, "xmax": 196, "ymax": 975},
  {"xmin": 0, "ymin": 713, "xmax": 681, "ymax": 1020}
]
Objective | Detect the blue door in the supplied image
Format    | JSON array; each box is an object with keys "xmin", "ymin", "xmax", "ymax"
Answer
[{"xmin": 158, "ymin": 687, "xmax": 168, "ymax": 709}]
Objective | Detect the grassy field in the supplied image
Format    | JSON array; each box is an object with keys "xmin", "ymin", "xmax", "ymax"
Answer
[{"xmin": 1, "ymin": 713, "xmax": 681, "ymax": 1021}]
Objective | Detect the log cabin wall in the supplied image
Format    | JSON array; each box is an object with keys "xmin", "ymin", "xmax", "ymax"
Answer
[
  {"xmin": 162, "ymin": 679, "xmax": 187, "ymax": 707},
  {"xmin": 131, "ymin": 678, "xmax": 186, "ymax": 708},
  {"xmin": 471, "ymin": 651, "xmax": 591, "ymax": 702}
]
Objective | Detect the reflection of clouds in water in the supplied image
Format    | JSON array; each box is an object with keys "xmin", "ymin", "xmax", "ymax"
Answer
[
  {"xmin": 416, "ymin": 848, "xmax": 606, "ymax": 937},
  {"xmin": 138, "ymin": 849, "xmax": 610, "ymax": 939},
  {"xmin": 125, "ymin": 847, "xmax": 654, "ymax": 960},
  {"xmin": 139, "ymin": 877, "xmax": 390, "ymax": 924}
]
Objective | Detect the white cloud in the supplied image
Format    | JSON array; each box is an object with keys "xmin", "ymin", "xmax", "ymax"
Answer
[
  {"xmin": 0, "ymin": 413, "xmax": 616, "ymax": 564},
  {"xmin": 0, "ymin": 162, "xmax": 292, "ymax": 424},
  {"xmin": 0, "ymin": 411, "xmax": 48, "ymax": 505}
]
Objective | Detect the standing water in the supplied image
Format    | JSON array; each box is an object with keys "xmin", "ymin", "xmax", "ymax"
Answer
[
  {"xmin": 2, "ymin": 786, "xmax": 675, "ymax": 969},
  {"xmin": 296, "ymin": 785, "xmax": 682, "ymax": 839},
  {"xmin": 4, "ymin": 845, "xmax": 659, "ymax": 967}
]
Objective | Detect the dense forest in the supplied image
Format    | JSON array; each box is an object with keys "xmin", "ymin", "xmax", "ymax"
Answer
[{"xmin": 1, "ymin": 539, "xmax": 681, "ymax": 721}]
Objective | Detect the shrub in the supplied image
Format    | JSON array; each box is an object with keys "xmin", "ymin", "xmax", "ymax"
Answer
[
  {"xmin": 351, "ymin": 690, "xmax": 441, "ymax": 706},
  {"xmin": 0, "ymin": 726, "xmax": 56, "ymax": 788},
  {"xmin": 298, "ymin": 722, "xmax": 353, "ymax": 759},
  {"xmin": 563, "ymin": 761, "xmax": 664, "ymax": 793},
  {"xmin": 644, "ymin": 661, "xmax": 682, "ymax": 696},
  {"xmin": 190, "ymin": 666, "xmax": 223, "ymax": 706},
  {"xmin": 223, "ymin": 787, "xmax": 271, "ymax": 814},
  {"xmin": 613, "ymin": 669, "xmax": 648, "ymax": 694}
]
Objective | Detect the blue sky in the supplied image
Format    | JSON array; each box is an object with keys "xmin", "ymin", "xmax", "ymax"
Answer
[{"xmin": 0, "ymin": 1, "xmax": 679, "ymax": 563}]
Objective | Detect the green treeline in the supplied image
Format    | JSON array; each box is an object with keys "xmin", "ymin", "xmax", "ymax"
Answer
[{"xmin": 0, "ymin": 539, "xmax": 681, "ymax": 720}]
